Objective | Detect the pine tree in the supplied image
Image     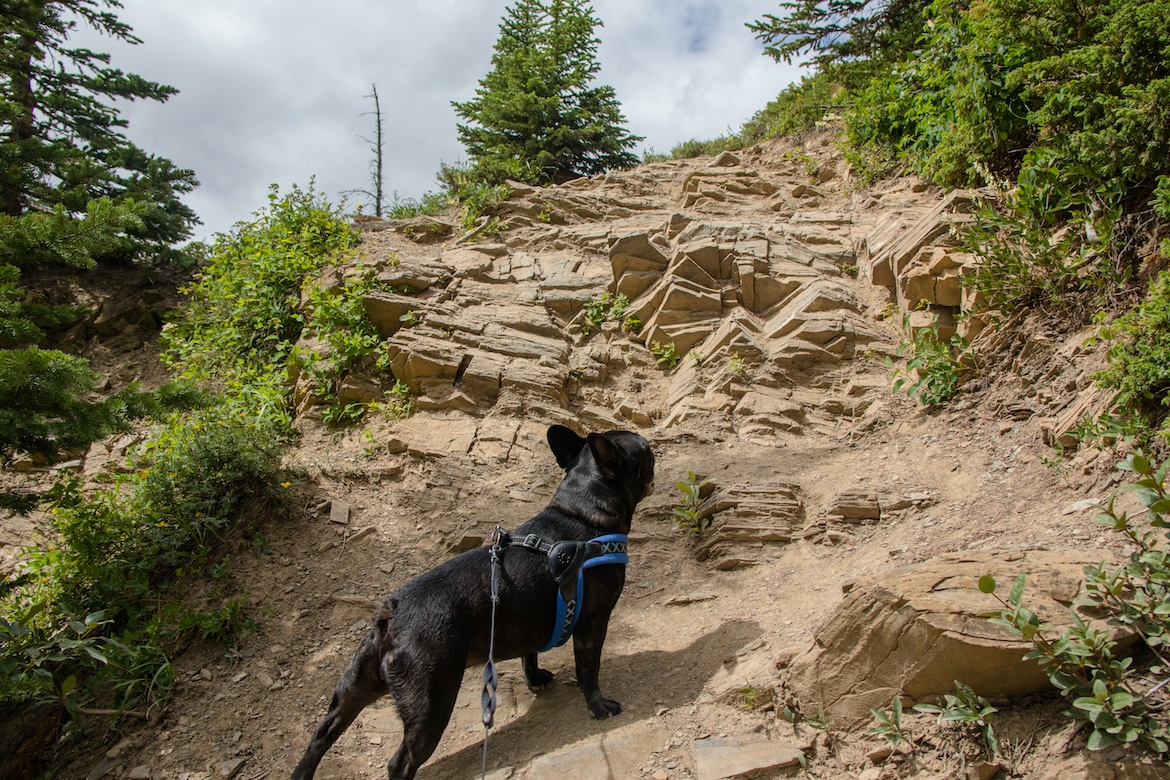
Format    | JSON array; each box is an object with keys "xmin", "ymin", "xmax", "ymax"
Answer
[
  {"xmin": 453, "ymin": 0, "xmax": 642, "ymax": 185},
  {"xmin": 0, "ymin": 0, "xmax": 199, "ymax": 265},
  {"xmin": 0, "ymin": 2, "xmax": 202, "ymax": 510}
]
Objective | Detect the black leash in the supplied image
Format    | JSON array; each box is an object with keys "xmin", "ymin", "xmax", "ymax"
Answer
[{"xmin": 480, "ymin": 527, "xmax": 505, "ymax": 779}]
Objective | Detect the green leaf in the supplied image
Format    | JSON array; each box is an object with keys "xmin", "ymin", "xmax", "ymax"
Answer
[
  {"xmin": 978, "ymin": 575, "xmax": 996, "ymax": 594},
  {"xmin": 1009, "ymin": 573, "xmax": 1026, "ymax": 606},
  {"xmin": 1087, "ymin": 729, "xmax": 1119, "ymax": 751}
]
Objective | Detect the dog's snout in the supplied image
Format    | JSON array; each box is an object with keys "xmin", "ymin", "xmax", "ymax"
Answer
[{"xmin": 645, "ymin": 482, "xmax": 655, "ymax": 497}]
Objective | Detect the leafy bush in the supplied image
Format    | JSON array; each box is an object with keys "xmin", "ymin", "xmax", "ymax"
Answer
[
  {"xmin": 980, "ymin": 453, "xmax": 1170, "ymax": 752},
  {"xmin": 581, "ymin": 292, "xmax": 635, "ymax": 333},
  {"xmin": 869, "ymin": 695, "xmax": 911, "ymax": 750},
  {"xmin": 961, "ymin": 153, "xmax": 1127, "ymax": 313},
  {"xmin": 669, "ymin": 136, "xmax": 743, "ymax": 160},
  {"xmin": 889, "ymin": 313, "xmax": 966, "ymax": 406},
  {"xmin": 913, "ymin": 681, "xmax": 1000, "ymax": 756},
  {"xmin": 1, "ymin": 185, "xmax": 350, "ymax": 721},
  {"xmin": 434, "ymin": 161, "xmax": 515, "ymax": 231},
  {"xmin": 1096, "ymin": 272, "xmax": 1170, "ymax": 440},
  {"xmin": 741, "ymin": 69, "xmax": 852, "ymax": 143},
  {"xmin": 385, "ymin": 191, "xmax": 451, "ymax": 220},
  {"xmin": 164, "ymin": 183, "xmax": 359, "ymax": 393}
]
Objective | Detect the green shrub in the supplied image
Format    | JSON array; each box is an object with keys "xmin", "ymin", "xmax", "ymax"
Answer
[
  {"xmin": 913, "ymin": 681, "xmax": 1000, "ymax": 757},
  {"xmin": 1096, "ymin": 272, "xmax": 1170, "ymax": 441},
  {"xmin": 962, "ymin": 153, "xmax": 1126, "ymax": 313},
  {"xmin": 669, "ymin": 136, "xmax": 743, "ymax": 160},
  {"xmin": 164, "ymin": 183, "xmax": 359, "ymax": 391},
  {"xmin": 741, "ymin": 69, "xmax": 850, "ymax": 143},
  {"xmin": 0, "ymin": 185, "xmax": 349, "ymax": 721},
  {"xmin": 888, "ymin": 313, "xmax": 966, "ymax": 406},
  {"xmin": 385, "ymin": 191, "xmax": 450, "ymax": 220},
  {"xmin": 980, "ymin": 453, "xmax": 1170, "ymax": 753}
]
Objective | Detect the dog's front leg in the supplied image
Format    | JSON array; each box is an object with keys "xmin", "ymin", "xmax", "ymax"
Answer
[
  {"xmin": 522, "ymin": 652, "xmax": 554, "ymax": 689},
  {"xmin": 571, "ymin": 613, "xmax": 621, "ymax": 718}
]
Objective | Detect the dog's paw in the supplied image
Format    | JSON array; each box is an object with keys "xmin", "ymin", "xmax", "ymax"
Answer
[
  {"xmin": 525, "ymin": 667, "xmax": 554, "ymax": 690},
  {"xmin": 588, "ymin": 698, "xmax": 622, "ymax": 719}
]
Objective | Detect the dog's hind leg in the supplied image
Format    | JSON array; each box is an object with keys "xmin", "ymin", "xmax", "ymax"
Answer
[
  {"xmin": 522, "ymin": 652, "xmax": 554, "ymax": 689},
  {"xmin": 385, "ymin": 653, "xmax": 463, "ymax": 780},
  {"xmin": 292, "ymin": 621, "xmax": 390, "ymax": 779}
]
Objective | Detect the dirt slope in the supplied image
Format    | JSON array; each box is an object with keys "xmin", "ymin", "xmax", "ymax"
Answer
[{"xmin": 27, "ymin": 135, "xmax": 1155, "ymax": 780}]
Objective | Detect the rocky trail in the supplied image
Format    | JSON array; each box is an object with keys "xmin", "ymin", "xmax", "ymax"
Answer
[{"xmin": 4, "ymin": 134, "xmax": 1162, "ymax": 780}]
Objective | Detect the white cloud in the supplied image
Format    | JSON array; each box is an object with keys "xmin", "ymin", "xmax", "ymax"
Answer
[{"xmin": 71, "ymin": 0, "xmax": 800, "ymax": 240}]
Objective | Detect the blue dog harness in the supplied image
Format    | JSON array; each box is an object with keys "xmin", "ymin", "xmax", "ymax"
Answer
[
  {"xmin": 496, "ymin": 530, "xmax": 629, "ymax": 651},
  {"xmin": 480, "ymin": 528, "xmax": 627, "ymax": 778}
]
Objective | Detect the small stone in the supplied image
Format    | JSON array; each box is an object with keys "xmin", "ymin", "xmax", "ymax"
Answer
[
  {"xmin": 86, "ymin": 758, "xmax": 119, "ymax": 780},
  {"xmin": 256, "ymin": 671, "xmax": 275, "ymax": 688},
  {"xmin": 231, "ymin": 672, "xmax": 248, "ymax": 684},
  {"xmin": 665, "ymin": 593, "xmax": 716, "ymax": 606},
  {"xmin": 656, "ymin": 707, "xmax": 669, "ymax": 716},
  {"xmin": 200, "ymin": 667, "xmax": 213, "ymax": 681},
  {"xmin": 127, "ymin": 766, "xmax": 152, "ymax": 780},
  {"xmin": 867, "ymin": 744, "xmax": 894, "ymax": 763},
  {"xmin": 329, "ymin": 500, "xmax": 350, "ymax": 525},
  {"xmin": 1062, "ymin": 499, "xmax": 1099, "ymax": 515},
  {"xmin": 105, "ymin": 739, "xmax": 132, "ymax": 759},
  {"xmin": 217, "ymin": 758, "xmax": 246, "ymax": 779},
  {"xmin": 653, "ymin": 771, "xmax": 669, "ymax": 780},
  {"xmin": 857, "ymin": 769, "xmax": 882, "ymax": 780},
  {"xmin": 346, "ymin": 526, "xmax": 376, "ymax": 543}
]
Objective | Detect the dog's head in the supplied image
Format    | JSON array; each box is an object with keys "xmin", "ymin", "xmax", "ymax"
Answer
[{"xmin": 547, "ymin": 425, "xmax": 655, "ymax": 532}]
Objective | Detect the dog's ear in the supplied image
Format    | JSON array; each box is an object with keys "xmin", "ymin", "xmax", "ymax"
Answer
[
  {"xmin": 547, "ymin": 425, "xmax": 587, "ymax": 469},
  {"xmin": 587, "ymin": 432, "xmax": 622, "ymax": 480}
]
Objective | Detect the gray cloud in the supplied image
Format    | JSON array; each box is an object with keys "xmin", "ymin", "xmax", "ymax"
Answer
[{"xmin": 72, "ymin": 1, "xmax": 800, "ymax": 240}]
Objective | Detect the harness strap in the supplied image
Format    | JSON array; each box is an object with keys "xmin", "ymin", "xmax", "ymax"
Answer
[
  {"xmin": 538, "ymin": 533, "xmax": 628, "ymax": 652},
  {"xmin": 491, "ymin": 530, "xmax": 629, "ymax": 650}
]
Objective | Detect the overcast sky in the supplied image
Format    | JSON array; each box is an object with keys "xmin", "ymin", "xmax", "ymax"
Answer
[{"xmin": 75, "ymin": 1, "xmax": 801, "ymax": 241}]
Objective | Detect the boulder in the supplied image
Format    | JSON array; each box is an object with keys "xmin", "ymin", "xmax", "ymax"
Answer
[{"xmin": 786, "ymin": 549, "xmax": 1134, "ymax": 729}]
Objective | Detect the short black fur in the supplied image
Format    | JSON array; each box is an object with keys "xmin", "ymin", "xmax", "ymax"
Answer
[{"xmin": 291, "ymin": 425, "xmax": 656, "ymax": 780}]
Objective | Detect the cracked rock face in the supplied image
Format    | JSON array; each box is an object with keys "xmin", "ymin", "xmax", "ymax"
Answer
[
  {"xmin": 785, "ymin": 549, "xmax": 1135, "ymax": 729},
  {"xmin": 324, "ymin": 142, "xmax": 916, "ymax": 449}
]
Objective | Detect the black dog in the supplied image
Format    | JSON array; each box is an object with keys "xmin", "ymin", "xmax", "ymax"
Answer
[{"xmin": 292, "ymin": 425, "xmax": 656, "ymax": 780}]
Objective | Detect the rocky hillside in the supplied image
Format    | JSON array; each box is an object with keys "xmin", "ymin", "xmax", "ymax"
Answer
[{"xmin": 9, "ymin": 134, "xmax": 1164, "ymax": 780}]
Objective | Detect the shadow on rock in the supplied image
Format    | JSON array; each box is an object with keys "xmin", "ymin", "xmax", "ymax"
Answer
[{"xmin": 419, "ymin": 618, "xmax": 762, "ymax": 779}]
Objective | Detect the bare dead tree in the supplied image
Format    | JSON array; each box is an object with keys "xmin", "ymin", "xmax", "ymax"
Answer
[{"xmin": 346, "ymin": 84, "xmax": 386, "ymax": 217}]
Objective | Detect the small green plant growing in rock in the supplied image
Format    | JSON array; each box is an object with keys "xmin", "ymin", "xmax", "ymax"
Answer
[
  {"xmin": 622, "ymin": 315, "xmax": 642, "ymax": 334},
  {"xmin": 889, "ymin": 312, "xmax": 966, "ymax": 406},
  {"xmin": 650, "ymin": 340, "xmax": 680, "ymax": 369},
  {"xmin": 372, "ymin": 381, "xmax": 415, "ymax": 421},
  {"xmin": 582, "ymin": 292, "xmax": 631, "ymax": 333},
  {"xmin": 913, "ymin": 680, "xmax": 1000, "ymax": 757},
  {"xmin": 980, "ymin": 452, "xmax": 1170, "ymax": 753},
  {"xmin": 727, "ymin": 352, "xmax": 751, "ymax": 378},
  {"xmin": 535, "ymin": 202, "xmax": 554, "ymax": 223},
  {"xmin": 673, "ymin": 470, "xmax": 712, "ymax": 534},
  {"xmin": 399, "ymin": 310, "xmax": 418, "ymax": 327},
  {"xmin": 688, "ymin": 349, "xmax": 704, "ymax": 366},
  {"xmin": 869, "ymin": 695, "xmax": 911, "ymax": 750},
  {"xmin": 321, "ymin": 400, "xmax": 366, "ymax": 427}
]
